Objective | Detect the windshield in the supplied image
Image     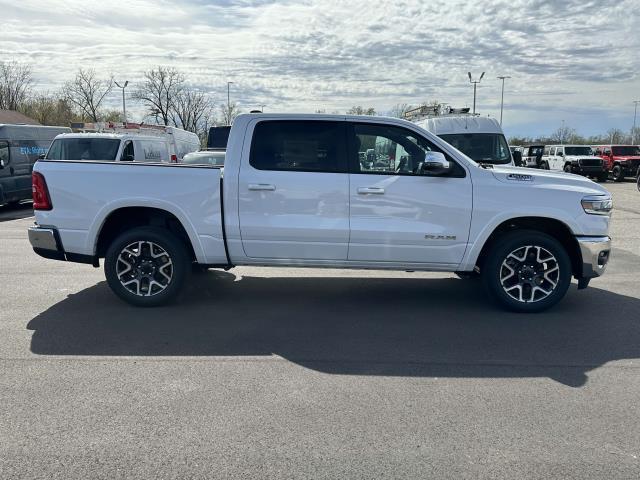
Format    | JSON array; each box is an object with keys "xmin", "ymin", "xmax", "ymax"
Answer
[
  {"xmin": 612, "ymin": 146, "xmax": 640, "ymax": 156},
  {"xmin": 182, "ymin": 151, "xmax": 225, "ymax": 166},
  {"xmin": 564, "ymin": 146, "xmax": 594, "ymax": 156},
  {"xmin": 438, "ymin": 133, "xmax": 511, "ymax": 164},
  {"xmin": 46, "ymin": 138, "xmax": 120, "ymax": 161}
]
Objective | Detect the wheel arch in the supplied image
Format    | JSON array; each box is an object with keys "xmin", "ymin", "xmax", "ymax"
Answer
[
  {"xmin": 472, "ymin": 216, "xmax": 581, "ymax": 277},
  {"xmin": 93, "ymin": 206, "xmax": 200, "ymax": 262}
]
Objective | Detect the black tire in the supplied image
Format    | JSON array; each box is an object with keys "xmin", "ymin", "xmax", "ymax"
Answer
[
  {"xmin": 481, "ymin": 230, "xmax": 572, "ymax": 313},
  {"xmin": 563, "ymin": 163, "xmax": 572, "ymax": 173},
  {"xmin": 104, "ymin": 226, "xmax": 189, "ymax": 307},
  {"xmin": 612, "ymin": 165, "xmax": 624, "ymax": 182},
  {"xmin": 597, "ymin": 173, "xmax": 608, "ymax": 183},
  {"xmin": 541, "ymin": 161, "xmax": 549, "ymax": 170},
  {"xmin": 636, "ymin": 174, "xmax": 640, "ymax": 192}
]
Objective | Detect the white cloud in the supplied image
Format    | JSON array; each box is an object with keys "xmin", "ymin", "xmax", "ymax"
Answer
[{"xmin": 0, "ymin": 0, "xmax": 638, "ymax": 136}]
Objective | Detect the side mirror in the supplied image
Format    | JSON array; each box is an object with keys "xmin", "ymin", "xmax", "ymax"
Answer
[
  {"xmin": 38, "ymin": 154, "xmax": 45, "ymax": 160},
  {"xmin": 512, "ymin": 150, "xmax": 523, "ymax": 166},
  {"xmin": 558, "ymin": 151, "xmax": 564, "ymax": 157},
  {"xmin": 121, "ymin": 154, "xmax": 135, "ymax": 162},
  {"xmin": 420, "ymin": 151, "xmax": 451, "ymax": 176}
]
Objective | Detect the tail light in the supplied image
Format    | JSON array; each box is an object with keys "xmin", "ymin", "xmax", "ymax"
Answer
[
  {"xmin": 32, "ymin": 172, "xmax": 52, "ymax": 210},
  {"xmin": 170, "ymin": 154, "xmax": 178, "ymax": 163}
]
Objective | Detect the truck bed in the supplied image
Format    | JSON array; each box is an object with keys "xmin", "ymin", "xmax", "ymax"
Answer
[{"xmin": 33, "ymin": 160, "xmax": 228, "ymax": 265}]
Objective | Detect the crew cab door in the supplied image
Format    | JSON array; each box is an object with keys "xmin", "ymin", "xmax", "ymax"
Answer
[
  {"xmin": 238, "ymin": 120, "xmax": 350, "ymax": 260},
  {"xmin": 347, "ymin": 123, "xmax": 472, "ymax": 266}
]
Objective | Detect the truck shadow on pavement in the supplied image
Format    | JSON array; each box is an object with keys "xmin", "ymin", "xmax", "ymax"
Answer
[{"xmin": 27, "ymin": 272, "xmax": 640, "ymax": 387}]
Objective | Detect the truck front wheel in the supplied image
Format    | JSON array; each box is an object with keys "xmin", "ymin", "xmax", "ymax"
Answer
[
  {"xmin": 612, "ymin": 165, "xmax": 624, "ymax": 182},
  {"xmin": 104, "ymin": 226, "xmax": 189, "ymax": 307},
  {"xmin": 481, "ymin": 230, "xmax": 572, "ymax": 313}
]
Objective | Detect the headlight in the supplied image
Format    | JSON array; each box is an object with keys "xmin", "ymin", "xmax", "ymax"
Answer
[{"xmin": 582, "ymin": 195, "xmax": 613, "ymax": 215}]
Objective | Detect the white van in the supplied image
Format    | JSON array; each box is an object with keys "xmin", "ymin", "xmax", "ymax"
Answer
[
  {"xmin": 46, "ymin": 133, "xmax": 174, "ymax": 163},
  {"xmin": 413, "ymin": 113, "xmax": 515, "ymax": 166},
  {"xmin": 66, "ymin": 122, "xmax": 200, "ymax": 162}
]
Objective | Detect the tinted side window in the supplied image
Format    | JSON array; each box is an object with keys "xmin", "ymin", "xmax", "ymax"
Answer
[
  {"xmin": 350, "ymin": 123, "xmax": 464, "ymax": 177},
  {"xmin": 250, "ymin": 121, "xmax": 347, "ymax": 173}
]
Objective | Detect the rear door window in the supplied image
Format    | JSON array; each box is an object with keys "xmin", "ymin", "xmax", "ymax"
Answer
[{"xmin": 250, "ymin": 121, "xmax": 347, "ymax": 173}]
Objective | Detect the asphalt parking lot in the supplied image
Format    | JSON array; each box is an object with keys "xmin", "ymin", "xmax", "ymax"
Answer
[{"xmin": 1, "ymin": 181, "xmax": 639, "ymax": 479}]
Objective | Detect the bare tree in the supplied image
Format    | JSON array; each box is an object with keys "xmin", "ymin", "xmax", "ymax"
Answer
[
  {"xmin": 0, "ymin": 60, "xmax": 33, "ymax": 110},
  {"xmin": 62, "ymin": 69, "xmax": 113, "ymax": 122},
  {"xmin": 346, "ymin": 106, "xmax": 376, "ymax": 116},
  {"xmin": 387, "ymin": 103, "xmax": 412, "ymax": 119},
  {"xmin": 171, "ymin": 89, "xmax": 214, "ymax": 134},
  {"xmin": 606, "ymin": 128, "xmax": 625, "ymax": 144},
  {"xmin": 219, "ymin": 101, "xmax": 241, "ymax": 125},
  {"xmin": 132, "ymin": 67, "xmax": 184, "ymax": 126},
  {"xmin": 549, "ymin": 124, "xmax": 577, "ymax": 144}
]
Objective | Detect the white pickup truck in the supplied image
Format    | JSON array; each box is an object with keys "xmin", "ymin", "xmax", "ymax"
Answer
[{"xmin": 29, "ymin": 114, "xmax": 613, "ymax": 312}]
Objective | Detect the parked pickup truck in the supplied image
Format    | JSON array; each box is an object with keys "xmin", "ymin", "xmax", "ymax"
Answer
[{"xmin": 29, "ymin": 114, "xmax": 613, "ymax": 312}]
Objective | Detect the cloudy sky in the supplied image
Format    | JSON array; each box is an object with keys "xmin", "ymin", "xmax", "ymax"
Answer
[{"xmin": 1, "ymin": 0, "xmax": 639, "ymax": 137}]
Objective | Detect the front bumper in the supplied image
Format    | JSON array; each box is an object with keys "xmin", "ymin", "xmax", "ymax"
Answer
[
  {"xmin": 577, "ymin": 236, "xmax": 611, "ymax": 281},
  {"xmin": 570, "ymin": 164, "xmax": 606, "ymax": 175},
  {"xmin": 28, "ymin": 225, "xmax": 96, "ymax": 265}
]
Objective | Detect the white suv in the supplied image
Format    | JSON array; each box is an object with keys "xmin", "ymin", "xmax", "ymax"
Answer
[{"xmin": 541, "ymin": 145, "xmax": 607, "ymax": 182}]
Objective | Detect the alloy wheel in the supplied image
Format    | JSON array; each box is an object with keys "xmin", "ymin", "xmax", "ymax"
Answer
[
  {"xmin": 116, "ymin": 241, "xmax": 173, "ymax": 297},
  {"xmin": 499, "ymin": 245, "xmax": 560, "ymax": 303}
]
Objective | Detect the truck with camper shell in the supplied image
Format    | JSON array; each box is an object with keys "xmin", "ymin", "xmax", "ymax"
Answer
[
  {"xmin": 29, "ymin": 114, "xmax": 612, "ymax": 313},
  {"xmin": 0, "ymin": 124, "xmax": 71, "ymax": 206}
]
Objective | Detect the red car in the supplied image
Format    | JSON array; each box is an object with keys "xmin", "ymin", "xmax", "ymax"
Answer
[{"xmin": 593, "ymin": 145, "xmax": 640, "ymax": 182}]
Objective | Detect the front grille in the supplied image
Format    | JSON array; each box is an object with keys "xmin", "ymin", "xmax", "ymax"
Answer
[{"xmin": 579, "ymin": 158, "xmax": 602, "ymax": 167}]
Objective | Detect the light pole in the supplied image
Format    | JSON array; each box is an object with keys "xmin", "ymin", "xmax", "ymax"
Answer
[
  {"xmin": 114, "ymin": 80, "xmax": 129, "ymax": 122},
  {"xmin": 259, "ymin": 104, "xmax": 266, "ymax": 113},
  {"xmin": 227, "ymin": 81, "xmax": 234, "ymax": 125},
  {"xmin": 497, "ymin": 75, "xmax": 511, "ymax": 125},
  {"xmin": 633, "ymin": 100, "xmax": 640, "ymax": 144},
  {"xmin": 468, "ymin": 71, "xmax": 485, "ymax": 115}
]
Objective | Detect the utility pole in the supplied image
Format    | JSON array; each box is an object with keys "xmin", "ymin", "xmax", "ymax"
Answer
[
  {"xmin": 633, "ymin": 100, "xmax": 640, "ymax": 144},
  {"xmin": 497, "ymin": 76, "xmax": 511, "ymax": 125},
  {"xmin": 468, "ymin": 72, "xmax": 485, "ymax": 115},
  {"xmin": 260, "ymin": 104, "xmax": 266, "ymax": 113},
  {"xmin": 227, "ymin": 81, "xmax": 234, "ymax": 125},
  {"xmin": 114, "ymin": 80, "xmax": 129, "ymax": 122}
]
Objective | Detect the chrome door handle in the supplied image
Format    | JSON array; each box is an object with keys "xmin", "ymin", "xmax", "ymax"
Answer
[
  {"xmin": 357, "ymin": 187, "xmax": 385, "ymax": 195},
  {"xmin": 248, "ymin": 183, "xmax": 276, "ymax": 191}
]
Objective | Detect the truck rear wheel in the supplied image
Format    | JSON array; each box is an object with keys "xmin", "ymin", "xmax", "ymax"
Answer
[
  {"xmin": 612, "ymin": 165, "xmax": 624, "ymax": 182},
  {"xmin": 481, "ymin": 230, "xmax": 572, "ymax": 313},
  {"xmin": 104, "ymin": 226, "xmax": 189, "ymax": 307}
]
